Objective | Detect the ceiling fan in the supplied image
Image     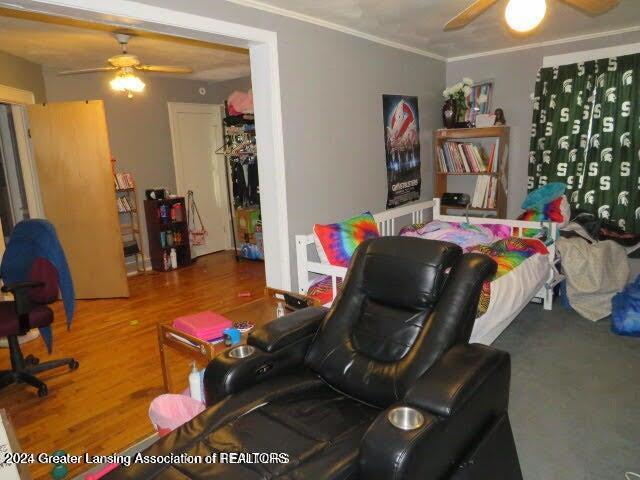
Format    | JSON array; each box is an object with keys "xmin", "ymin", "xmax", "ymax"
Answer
[
  {"xmin": 444, "ymin": 0, "xmax": 620, "ymax": 33},
  {"xmin": 58, "ymin": 32, "xmax": 193, "ymax": 97}
]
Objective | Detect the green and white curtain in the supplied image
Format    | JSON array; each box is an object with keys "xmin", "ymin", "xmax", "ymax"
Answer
[{"xmin": 528, "ymin": 53, "xmax": 640, "ymax": 232}]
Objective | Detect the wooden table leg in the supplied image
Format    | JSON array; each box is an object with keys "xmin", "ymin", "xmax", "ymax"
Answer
[{"xmin": 157, "ymin": 324, "xmax": 171, "ymax": 392}]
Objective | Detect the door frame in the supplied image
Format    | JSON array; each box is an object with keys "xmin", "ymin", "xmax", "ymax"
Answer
[
  {"xmin": 18, "ymin": 0, "xmax": 292, "ymax": 290},
  {"xmin": 167, "ymin": 102, "xmax": 232, "ymax": 251}
]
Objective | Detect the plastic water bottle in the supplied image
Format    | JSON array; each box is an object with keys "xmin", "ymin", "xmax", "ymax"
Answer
[
  {"xmin": 170, "ymin": 248, "xmax": 177, "ymax": 269},
  {"xmin": 188, "ymin": 362, "xmax": 202, "ymax": 402}
]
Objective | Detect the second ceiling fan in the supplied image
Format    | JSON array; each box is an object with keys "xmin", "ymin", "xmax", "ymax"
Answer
[{"xmin": 445, "ymin": 0, "xmax": 620, "ymax": 33}]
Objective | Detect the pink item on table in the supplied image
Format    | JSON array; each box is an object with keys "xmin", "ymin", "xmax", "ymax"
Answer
[{"xmin": 172, "ymin": 311, "xmax": 232, "ymax": 341}]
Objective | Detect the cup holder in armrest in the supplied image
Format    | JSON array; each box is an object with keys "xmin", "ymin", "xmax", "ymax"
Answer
[
  {"xmin": 387, "ymin": 406, "xmax": 425, "ymax": 431},
  {"xmin": 228, "ymin": 345, "xmax": 255, "ymax": 359}
]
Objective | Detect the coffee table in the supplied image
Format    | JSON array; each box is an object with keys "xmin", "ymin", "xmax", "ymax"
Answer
[{"xmin": 157, "ymin": 287, "xmax": 319, "ymax": 392}]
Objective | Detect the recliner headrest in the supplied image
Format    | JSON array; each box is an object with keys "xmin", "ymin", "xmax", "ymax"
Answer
[{"xmin": 358, "ymin": 237, "xmax": 462, "ymax": 310}]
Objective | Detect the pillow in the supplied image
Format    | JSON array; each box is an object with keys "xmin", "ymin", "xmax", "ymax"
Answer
[
  {"xmin": 313, "ymin": 212, "xmax": 380, "ymax": 267},
  {"xmin": 522, "ymin": 182, "xmax": 566, "ymax": 210}
]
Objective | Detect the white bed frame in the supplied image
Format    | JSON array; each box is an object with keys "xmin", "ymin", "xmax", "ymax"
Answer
[{"xmin": 296, "ymin": 198, "xmax": 563, "ymax": 310}]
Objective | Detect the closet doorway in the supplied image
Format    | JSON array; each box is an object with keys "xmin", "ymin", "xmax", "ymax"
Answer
[{"xmin": 168, "ymin": 102, "xmax": 229, "ymax": 258}]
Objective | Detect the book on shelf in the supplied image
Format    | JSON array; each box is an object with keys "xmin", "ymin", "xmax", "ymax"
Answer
[
  {"xmin": 471, "ymin": 175, "xmax": 498, "ymax": 209},
  {"xmin": 437, "ymin": 139, "xmax": 499, "ymax": 174},
  {"xmin": 114, "ymin": 172, "xmax": 135, "ymax": 190},
  {"xmin": 117, "ymin": 196, "xmax": 134, "ymax": 213}
]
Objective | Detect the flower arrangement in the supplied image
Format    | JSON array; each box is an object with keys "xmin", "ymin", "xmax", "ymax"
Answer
[{"xmin": 443, "ymin": 77, "xmax": 474, "ymax": 110}]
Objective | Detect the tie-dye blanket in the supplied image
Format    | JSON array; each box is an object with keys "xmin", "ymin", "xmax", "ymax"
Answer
[
  {"xmin": 470, "ymin": 237, "xmax": 548, "ymax": 316},
  {"xmin": 308, "ymin": 223, "xmax": 548, "ymax": 318},
  {"xmin": 399, "ymin": 220, "xmax": 511, "ymax": 251}
]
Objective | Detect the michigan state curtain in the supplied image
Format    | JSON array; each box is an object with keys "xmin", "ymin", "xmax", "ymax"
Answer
[{"xmin": 528, "ymin": 53, "xmax": 640, "ymax": 232}]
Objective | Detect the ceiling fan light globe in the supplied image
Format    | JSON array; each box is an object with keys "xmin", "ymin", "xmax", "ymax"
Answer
[
  {"xmin": 110, "ymin": 70, "xmax": 146, "ymax": 95},
  {"xmin": 505, "ymin": 0, "xmax": 546, "ymax": 33}
]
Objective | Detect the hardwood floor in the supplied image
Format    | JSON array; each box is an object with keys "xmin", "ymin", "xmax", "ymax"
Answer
[{"xmin": 0, "ymin": 252, "xmax": 265, "ymax": 479}]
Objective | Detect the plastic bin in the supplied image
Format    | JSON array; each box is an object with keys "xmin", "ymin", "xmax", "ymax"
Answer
[{"xmin": 148, "ymin": 394, "xmax": 205, "ymax": 437}]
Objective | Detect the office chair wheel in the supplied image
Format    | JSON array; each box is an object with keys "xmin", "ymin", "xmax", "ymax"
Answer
[
  {"xmin": 69, "ymin": 360, "xmax": 79, "ymax": 371},
  {"xmin": 37, "ymin": 385, "xmax": 48, "ymax": 397},
  {"xmin": 25, "ymin": 355, "xmax": 39, "ymax": 365}
]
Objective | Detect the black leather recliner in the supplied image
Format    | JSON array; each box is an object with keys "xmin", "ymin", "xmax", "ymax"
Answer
[{"xmin": 110, "ymin": 237, "xmax": 523, "ymax": 479}]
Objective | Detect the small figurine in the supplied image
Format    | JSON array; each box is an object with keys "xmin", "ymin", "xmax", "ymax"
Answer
[{"xmin": 494, "ymin": 108, "xmax": 507, "ymax": 125}]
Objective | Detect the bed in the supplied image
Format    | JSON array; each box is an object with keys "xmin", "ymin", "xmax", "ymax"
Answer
[{"xmin": 295, "ymin": 198, "xmax": 564, "ymax": 345}]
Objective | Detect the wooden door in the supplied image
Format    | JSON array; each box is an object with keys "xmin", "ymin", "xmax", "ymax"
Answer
[
  {"xmin": 27, "ymin": 100, "xmax": 129, "ymax": 298},
  {"xmin": 168, "ymin": 103, "xmax": 229, "ymax": 258}
]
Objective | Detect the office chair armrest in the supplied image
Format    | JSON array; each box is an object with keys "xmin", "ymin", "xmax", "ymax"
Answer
[{"xmin": 1, "ymin": 280, "xmax": 44, "ymax": 294}]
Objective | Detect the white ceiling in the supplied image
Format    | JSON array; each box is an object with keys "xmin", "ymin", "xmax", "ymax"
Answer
[
  {"xmin": 0, "ymin": 15, "xmax": 251, "ymax": 82},
  {"xmin": 231, "ymin": 0, "xmax": 640, "ymax": 59}
]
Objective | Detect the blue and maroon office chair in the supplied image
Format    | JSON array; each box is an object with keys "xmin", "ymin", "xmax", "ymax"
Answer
[{"xmin": 0, "ymin": 257, "xmax": 78, "ymax": 397}]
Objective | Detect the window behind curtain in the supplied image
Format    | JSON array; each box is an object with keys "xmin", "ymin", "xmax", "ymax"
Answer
[{"xmin": 528, "ymin": 53, "xmax": 640, "ymax": 233}]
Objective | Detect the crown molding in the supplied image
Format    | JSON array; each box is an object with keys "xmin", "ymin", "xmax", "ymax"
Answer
[
  {"xmin": 224, "ymin": 0, "xmax": 446, "ymax": 62},
  {"xmin": 447, "ymin": 25, "xmax": 640, "ymax": 62}
]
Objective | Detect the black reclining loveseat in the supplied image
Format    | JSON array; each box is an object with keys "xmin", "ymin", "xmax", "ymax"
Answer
[{"xmin": 109, "ymin": 237, "xmax": 522, "ymax": 479}]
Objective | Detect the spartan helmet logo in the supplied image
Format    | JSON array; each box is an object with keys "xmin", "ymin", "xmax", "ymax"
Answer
[
  {"xmin": 549, "ymin": 94, "xmax": 557, "ymax": 109},
  {"xmin": 543, "ymin": 150, "xmax": 552, "ymax": 164},
  {"xmin": 529, "ymin": 151, "xmax": 537, "ymax": 164},
  {"xmin": 584, "ymin": 190, "xmax": 596, "ymax": 204},
  {"xmin": 577, "ymin": 62, "xmax": 585, "ymax": 76},
  {"xmin": 605, "ymin": 87, "xmax": 617, "ymax": 102},
  {"xmin": 580, "ymin": 134, "xmax": 589, "ymax": 149},
  {"xmin": 601, "ymin": 148, "xmax": 613, "ymax": 162},
  {"xmin": 590, "ymin": 134, "xmax": 601, "ymax": 149},
  {"xmin": 623, "ymin": 70, "xmax": 633, "ymax": 86},
  {"xmin": 558, "ymin": 136, "xmax": 570, "ymax": 150},
  {"xmin": 569, "ymin": 149, "xmax": 578, "ymax": 162},
  {"xmin": 635, "ymin": 207, "xmax": 640, "ymax": 220},
  {"xmin": 538, "ymin": 138, "xmax": 546, "ymax": 150},
  {"xmin": 563, "ymin": 79, "xmax": 573, "ymax": 93},
  {"xmin": 533, "ymin": 96, "xmax": 540, "ymax": 110},
  {"xmin": 571, "ymin": 190, "xmax": 580, "ymax": 203},
  {"xmin": 618, "ymin": 191, "xmax": 630, "ymax": 206},
  {"xmin": 597, "ymin": 73, "xmax": 606, "ymax": 87},
  {"xmin": 620, "ymin": 132, "xmax": 631, "ymax": 147},
  {"xmin": 553, "ymin": 67, "xmax": 559, "ymax": 79},
  {"xmin": 618, "ymin": 218, "xmax": 626, "ymax": 230},
  {"xmin": 598, "ymin": 205, "xmax": 610, "ymax": 219}
]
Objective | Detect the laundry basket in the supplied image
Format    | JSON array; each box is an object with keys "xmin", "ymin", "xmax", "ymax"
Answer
[{"xmin": 148, "ymin": 394, "xmax": 205, "ymax": 437}]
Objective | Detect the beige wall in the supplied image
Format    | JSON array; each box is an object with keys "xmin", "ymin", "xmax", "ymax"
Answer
[
  {"xmin": 43, "ymin": 69, "xmax": 252, "ymax": 260},
  {"xmin": 0, "ymin": 50, "xmax": 46, "ymax": 103}
]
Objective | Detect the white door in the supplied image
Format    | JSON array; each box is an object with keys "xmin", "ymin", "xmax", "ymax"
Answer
[{"xmin": 168, "ymin": 103, "xmax": 229, "ymax": 258}]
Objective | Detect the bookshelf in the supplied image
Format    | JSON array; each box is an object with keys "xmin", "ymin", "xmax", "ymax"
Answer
[
  {"xmin": 433, "ymin": 126, "xmax": 509, "ymax": 218},
  {"xmin": 114, "ymin": 172, "xmax": 145, "ymax": 273},
  {"xmin": 144, "ymin": 198, "xmax": 192, "ymax": 272}
]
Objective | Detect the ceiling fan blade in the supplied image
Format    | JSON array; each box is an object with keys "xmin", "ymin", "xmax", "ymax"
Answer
[
  {"xmin": 57, "ymin": 67, "xmax": 118, "ymax": 75},
  {"xmin": 135, "ymin": 65, "xmax": 193, "ymax": 73},
  {"xmin": 559, "ymin": 0, "xmax": 619, "ymax": 15},
  {"xmin": 444, "ymin": 0, "xmax": 500, "ymax": 31}
]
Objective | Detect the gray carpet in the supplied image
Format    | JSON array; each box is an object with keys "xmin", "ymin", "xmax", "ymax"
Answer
[{"xmin": 494, "ymin": 304, "xmax": 640, "ymax": 480}]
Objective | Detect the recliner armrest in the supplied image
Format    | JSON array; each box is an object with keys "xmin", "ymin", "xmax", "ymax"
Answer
[
  {"xmin": 248, "ymin": 306, "xmax": 327, "ymax": 352},
  {"xmin": 360, "ymin": 344, "xmax": 512, "ymax": 480},
  {"xmin": 203, "ymin": 307, "xmax": 327, "ymax": 405},
  {"xmin": 405, "ymin": 343, "xmax": 510, "ymax": 417}
]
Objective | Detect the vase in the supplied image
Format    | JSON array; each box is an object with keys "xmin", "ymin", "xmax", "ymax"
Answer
[
  {"xmin": 442, "ymin": 99, "xmax": 457, "ymax": 129},
  {"xmin": 455, "ymin": 107, "xmax": 470, "ymax": 128}
]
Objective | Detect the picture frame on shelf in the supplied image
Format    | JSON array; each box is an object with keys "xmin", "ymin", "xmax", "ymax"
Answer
[{"xmin": 465, "ymin": 80, "xmax": 493, "ymax": 126}]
